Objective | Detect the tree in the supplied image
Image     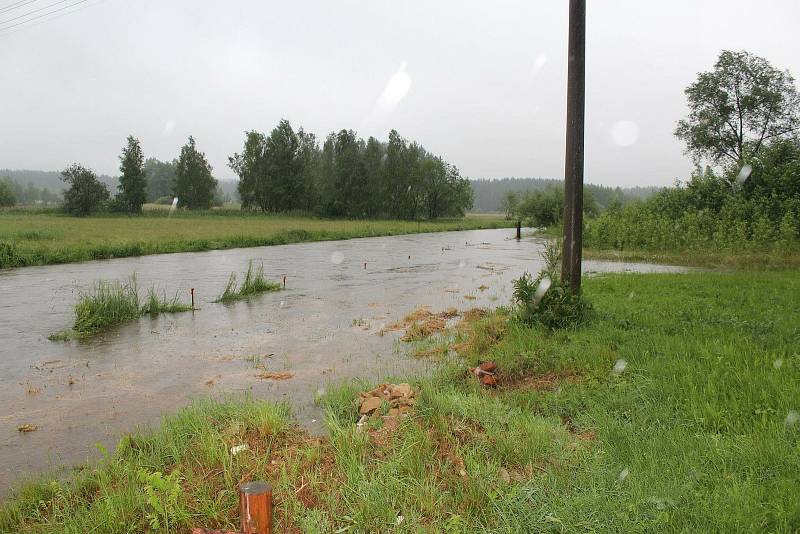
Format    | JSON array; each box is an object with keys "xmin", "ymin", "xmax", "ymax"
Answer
[
  {"xmin": 267, "ymin": 119, "xmax": 302, "ymax": 211},
  {"xmin": 500, "ymin": 191, "xmax": 519, "ymax": 219},
  {"xmin": 144, "ymin": 158, "xmax": 177, "ymax": 202},
  {"xmin": 675, "ymin": 50, "xmax": 800, "ymax": 168},
  {"xmin": 230, "ymin": 120, "xmax": 307, "ymax": 212},
  {"xmin": 296, "ymin": 128, "xmax": 321, "ymax": 212},
  {"xmin": 117, "ymin": 136, "xmax": 147, "ymax": 213},
  {"xmin": 174, "ymin": 136, "xmax": 217, "ymax": 210},
  {"xmin": 61, "ymin": 164, "xmax": 109, "ymax": 216},
  {"xmin": 333, "ymin": 129, "xmax": 368, "ymax": 217},
  {"xmin": 0, "ymin": 178, "xmax": 16, "ymax": 207},
  {"xmin": 230, "ymin": 131, "xmax": 270, "ymax": 211}
]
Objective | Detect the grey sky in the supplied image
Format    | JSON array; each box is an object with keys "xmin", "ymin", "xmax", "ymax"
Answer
[{"xmin": 1, "ymin": 0, "xmax": 799, "ymax": 186}]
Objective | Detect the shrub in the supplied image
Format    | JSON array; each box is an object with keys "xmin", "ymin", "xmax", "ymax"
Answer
[{"xmin": 511, "ymin": 240, "xmax": 591, "ymax": 329}]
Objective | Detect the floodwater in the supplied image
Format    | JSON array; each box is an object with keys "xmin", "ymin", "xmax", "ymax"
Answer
[{"xmin": 0, "ymin": 228, "xmax": 690, "ymax": 496}]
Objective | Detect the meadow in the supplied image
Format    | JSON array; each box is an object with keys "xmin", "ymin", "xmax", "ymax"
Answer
[
  {"xmin": 0, "ymin": 209, "xmax": 511, "ymax": 269},
  {"xmin": 3, "ymin": 269, "xmax": 797, "ymax": 532}
]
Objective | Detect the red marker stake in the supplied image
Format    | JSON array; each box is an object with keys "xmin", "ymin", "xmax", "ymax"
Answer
[
  {"xmin": 190, "ymin": 288, "xmax": 195, "ymax": 308},
  {"xmin": 283, "ymin": 276, "xmax": 286, "ymax": 289}
]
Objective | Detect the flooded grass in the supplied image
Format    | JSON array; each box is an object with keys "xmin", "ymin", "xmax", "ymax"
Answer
[
  {"xmin": 141, "ymin": 288, "xmax": 194, "ymax": 315},
  {"xmin": 0, "ymin": 212, "xmax": 512, "ymax": 269},
  {"xmin": 73, "ymin": 279, "xmax": 142, "ymax": 336},
  {"xmin": 10, "ymin": 269, "xmax": 799, "ymax": 531},
  {"xmin": 49, "ymin": 278, "xmax": 193, "ymax": 340},
  {"xmin": 215, "ymin": 261, "xmax": 281, "ymax": 304}
]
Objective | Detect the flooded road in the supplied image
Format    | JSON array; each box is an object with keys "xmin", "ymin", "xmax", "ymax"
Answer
[{"xmin": 0, "ymin": 228, "xmax": 690, "ymax": 495}]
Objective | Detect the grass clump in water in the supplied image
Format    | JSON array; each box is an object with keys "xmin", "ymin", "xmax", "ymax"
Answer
[
  {"xmin": 215, "ymin": 261, "xmax": 280, "ymax": 303},
  {"xmin": 74, "ymin": 279, "xmax": 142, "ymax": 336},
  {"xmin": 141, "ymin": 288, "xmax": 193, "ymax": 315},
  {"xmin": 50, "ymin": 278, "xmax": 193, "ymax": 340}
]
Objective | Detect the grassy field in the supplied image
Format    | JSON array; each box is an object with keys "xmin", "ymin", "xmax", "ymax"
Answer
[
  {"xmin": 3, "ymin": 269, "xmax": 797, "ymax": 532},
  {"xmin": 0, "ymin": 210, "xmax": 511, "ymax": 269},
  {"xmin": 536, "ymin": 224, "xmax": 800, "ymax": 269}
]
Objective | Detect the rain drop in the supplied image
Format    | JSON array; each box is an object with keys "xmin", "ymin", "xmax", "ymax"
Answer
[
  {"xmin": 774, "ymin": 358, "xmax": 783, "ymax": 369},
  {"xmin": 330, "ymin": 251, "xmax": 344, "ymax": 265},
  {"xmin": 610, "ymin": 120, "xmax": 640, "ymax": 147},
  {"xmin": 618, "ymin": 468, "xmax": 629, "ymax": 483},
  {"xmin": 533, "ymin": 277, "xmax": 552, "ymax": 305},
  {"xmin": 786, "ymin": 410, "xmax": 799, "ymax": 426},
  {"xmin": 735, "ymin": 164, "xmax": 752, "ymax": 184},
  {"xmin": 612, "ymin": 359, "xmax": 627, "ymax": 375}
]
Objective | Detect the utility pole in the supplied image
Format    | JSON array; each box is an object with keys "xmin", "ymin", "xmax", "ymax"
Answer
[{"xmin": 561, "ymin": 0, "xmax": 586, "ymax": 293}]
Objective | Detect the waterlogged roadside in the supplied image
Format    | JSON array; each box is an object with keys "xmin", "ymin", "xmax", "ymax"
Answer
[
  {"xmin": 3, "ymin": 269, "xmax": 796, "ymax": 532},
  {"xmin": 0, "ymin": 228, "xmax": 691, "ymax": 497}
]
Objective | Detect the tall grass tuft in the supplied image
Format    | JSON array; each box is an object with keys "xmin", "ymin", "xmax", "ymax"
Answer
[
  {"xmin": 215, "ymin": 260, "xmax": 280, "ymax": 303},
  {"xmin": 142, "ymin": 288, "xmax": 193, "ymax": 315},
  {"xmin": 74, "ymin": 279, "xmax": 142, "ymax": 336},
  {"xmin": 49, "ymin": 278, "xmax": 193, "ymax": 340}
]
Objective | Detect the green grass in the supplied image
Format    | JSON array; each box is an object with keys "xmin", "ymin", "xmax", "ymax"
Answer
[
  {"xmin": 73, "ymin": 279, "xmax": 143, "ymax": 336},
  {"xmin": 8, "ymin": 269, "xmax": 800, "ymax": 531},
  {"xmin": 215, "ymin": 261, "xmax": 281, "ymax": 303},
  {"xmin": 538, "ymin": 224, "xmax": 800, "ymax": 269},
  {"xmin": 141, "ymin": 288, "xmax": 194, "ymax": 316},
  {"xmin": 49, "ymin": 278, "xmax": 193, "ymax": 340},
  {"xmin": 0, "ymin": 211, "xmax": 511, "ymax": 268}
]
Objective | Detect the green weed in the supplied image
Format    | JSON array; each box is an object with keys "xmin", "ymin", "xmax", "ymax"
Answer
[{"xmin": 215, "ymin": 261, "xmax": 280, "ymax": 303}]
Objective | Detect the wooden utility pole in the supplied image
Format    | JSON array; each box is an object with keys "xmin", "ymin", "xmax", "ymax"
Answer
[{"xmin": 562, "ymin": 0, "xmax": 586, "ymax": 292}]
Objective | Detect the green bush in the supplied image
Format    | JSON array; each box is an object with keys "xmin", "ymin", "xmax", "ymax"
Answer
[{"xmin": 511, "ymin": 240, "xmax": 591, "ymax": 329}]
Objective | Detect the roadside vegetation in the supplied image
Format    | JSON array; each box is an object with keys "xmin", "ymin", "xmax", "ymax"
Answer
[
  {"xmin": 215, "ymin": 261, "xmax": 281, "ymax": 304},
  {"xmin": 0, "ymin": 212, "xmax": 510, "ymax": 269},
  {"xmin": 7, "ymin": 269, "xmax": 799, "ymax": 532},
  {"xmin": 49, "ymin": 278, "xmax": 193, "ymax": 340},
  {"xmin": 512, "ymin": 51, "xmax": 800, "ymax": 269}
]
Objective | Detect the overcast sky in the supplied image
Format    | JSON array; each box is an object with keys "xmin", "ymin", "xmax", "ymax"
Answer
[{"xmin": 1, "ymin": 0, "xmax": 799, "ymax": 186}]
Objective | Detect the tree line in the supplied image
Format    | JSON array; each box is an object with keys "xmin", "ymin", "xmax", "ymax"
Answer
[
  {"xmin": 58, "ymin": 136, "xmax": 217, "ymax": 216},
  {"xmin": 43, "ymin": 124, "xmax": 473, "ymax": 219},
  {"xmin": 230, "ymin": 121, "xmax": 473, "ymax": 219}
]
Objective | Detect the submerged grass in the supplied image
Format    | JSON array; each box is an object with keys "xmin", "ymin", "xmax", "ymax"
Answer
[
  {"xmin": 50, "ymin": 278, "xmax": 194, "ymax": 340},
  {"xmin": 73, "ymin": 279, "xmax": 142, "ymax": 335},
  {"xmin": 9, "ymin": 269, "xmax": 800, "ymax": 531},
  {"xmin": 215, "ymin": 261, "xmax": 281, "ymax": 303},
  {"xmin": 141, "ymin": 288, "xmax": 194, "ymax": 316},
  {"xmin": 0, "ymin": 212, "xmax": 511, "ymax": 269}
]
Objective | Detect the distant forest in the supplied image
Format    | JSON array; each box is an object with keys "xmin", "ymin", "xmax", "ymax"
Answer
[
  {"xmin": 0, "ymin": 168, "xmax": 239, "ymax": 205},
  {"xmin": 468, "ymin": 177, "xmax": 660, "ymax": 213}
]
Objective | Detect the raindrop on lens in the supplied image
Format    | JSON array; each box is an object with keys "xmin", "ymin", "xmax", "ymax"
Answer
[
  {"xmin": 774, "ymin": 358, "xmax": 783, "ymax": 369},
  {"xmin": 613, "ymin": 359, "xmax": 627, "ymax": 375},
  {"xmin": 786, "ymin": 410, "xmax": 799, "ymax": 426},
  {"xmin": 736, "ymin": 164, "xmax": 752, "ymax": 184},
  {"xmin": 330, "ymin": 252, "xmax": 344, "ymax": 265},
  {"xmin": 618, "ymin": 468, "xmax": 629, "ymax": 483},
  {"xmin": 533, "ymin": 277, "xmax": 552, "ymax": 304},
  {"xmin": 610, "ymin": 120, "xmax": 640, "ymax": 147}
]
